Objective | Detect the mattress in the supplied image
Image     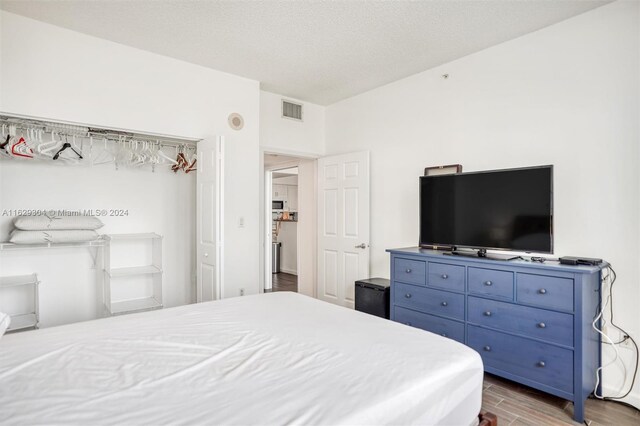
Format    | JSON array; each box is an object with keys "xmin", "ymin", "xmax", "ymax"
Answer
[{"xmin": 0, "ymin": 292, "xmax": 483, "ymax": 425}]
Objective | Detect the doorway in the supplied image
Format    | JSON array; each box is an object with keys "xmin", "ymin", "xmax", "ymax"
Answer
[
  {"xmin": 270, "ymin": 165, "xmax": 299, "ymax": 292},
  {"xmin": 262, "ymin": 152, "xmax": 317, "ymax": 296}
]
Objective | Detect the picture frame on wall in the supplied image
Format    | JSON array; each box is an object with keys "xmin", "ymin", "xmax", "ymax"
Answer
[{"xmin": 424, "ymin": 164, "xmax": 463, "ymax": 176}]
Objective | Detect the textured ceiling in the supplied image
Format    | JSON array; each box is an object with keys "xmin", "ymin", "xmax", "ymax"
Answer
[{"xmin": 1, "ymin": 0, "xmax": 611, "ymax": 105}]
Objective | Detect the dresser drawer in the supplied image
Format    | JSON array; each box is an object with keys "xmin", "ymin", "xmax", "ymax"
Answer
[
  {"xmin": 428, "ymin": 262, "xmax": 465, "ymax": 292},
  {"xmin": 394, "ymin": 282, "xmax": 464, "ymax": 320},
  {"xmin": 394, "ymin": 258, "xmax": 426, "ymax": 286},
  {"xmin": 468, "ymin": 267, "xmax": 514, "ymax": 300},
  {"xmin": 468, "ymin": 325, "xmax": 573, "ymax": 394},
  {"xmin": 468, "ymin": 297, "xmax": 573, "ymax": 346},
  {"xmin": 395, "ymin": 306, "xmax": 465, "ymax": 343},
  {"xmin": 517, "ymin": 273, "xmax": 574, "ymax": 312}
]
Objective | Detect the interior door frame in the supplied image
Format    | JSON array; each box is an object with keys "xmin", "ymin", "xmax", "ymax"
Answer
[{"xmin": 259, "ymin": 147, "xmax": 319, "ymax": 294}]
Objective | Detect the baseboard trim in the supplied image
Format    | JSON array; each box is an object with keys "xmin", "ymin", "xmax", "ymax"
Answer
[
  {"xmin": 279, "ymin": 268, "xmax": 298, "ymax": 275},
  {"xmin": 600, "ymin": 384, "xmax": 640, "ymax": 410}
]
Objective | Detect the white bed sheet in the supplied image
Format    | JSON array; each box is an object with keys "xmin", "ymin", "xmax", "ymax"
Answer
[{"xmin": 0, "ymin": 292, "xmax": 483, "ymax": 425}]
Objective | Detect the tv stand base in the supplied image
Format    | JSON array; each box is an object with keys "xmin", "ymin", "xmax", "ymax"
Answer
[{"xmin": 444, "ymin": 248, "xmax": 519, "ymax": 261}]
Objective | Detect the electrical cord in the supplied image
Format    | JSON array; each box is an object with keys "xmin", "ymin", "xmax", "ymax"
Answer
[
  {"xmin": 592, "ymin": 271, "xmax": 622, "ymax": 398},
  {"xmin": 592, "ymin": 265, "xmax": 639, "ymax": 407}
]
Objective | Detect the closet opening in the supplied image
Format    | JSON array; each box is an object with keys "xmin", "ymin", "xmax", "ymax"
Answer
[{"xmin": 262, "ymin": 152, "xmax": 317, "ymax": 296}]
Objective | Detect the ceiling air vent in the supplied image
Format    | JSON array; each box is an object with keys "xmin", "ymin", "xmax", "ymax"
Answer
[{"xmin": 282, "ymin": 100, "xmax": 303, "ymax": 121}]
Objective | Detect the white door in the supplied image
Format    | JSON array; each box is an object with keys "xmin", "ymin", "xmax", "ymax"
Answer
[
  {"xmin": 197, "ymin": 136, "xmax": 224, "ymax": 302},
  {"xmin": 317, "ymin": 151, "xmax": 370, "ymax": 308}
]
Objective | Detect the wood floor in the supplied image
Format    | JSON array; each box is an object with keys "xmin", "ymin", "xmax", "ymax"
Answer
[
  {"xmin": 482, "ymin": 373, "xmax": 639, "ymax": 425},
  {"xmin": 266, "ymin": 272, "xmax": 298, "ymax": 292}
]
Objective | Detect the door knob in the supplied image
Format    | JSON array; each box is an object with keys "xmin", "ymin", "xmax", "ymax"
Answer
[
  {"xmin": 354, "ymin": 243, "xmax": 368, "ymax": 249},
  {"xmin": 204, "ymin": 253, "xmax": 209, "ymax": 257}
]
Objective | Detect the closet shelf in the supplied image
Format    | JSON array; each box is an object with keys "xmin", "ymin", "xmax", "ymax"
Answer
[
  {"xmin": 103, "ymin": 232, "xmax": 163, "ymax": 316},
  {"xmin": 109, "ymin": 297, "xmax": 162, "ymax": 315},
  {"xmin": 107, "ymin": 265, "xmax": 162, "ymax": 278},
  {"xmin": 7, "ymin": 313, "xmax": 38, "ymax": 332},
  {"xmin": 103, "ymin": 233, "xmax": 162, "ymax": 241},
  {"xmin": 0, "ymin": 240, "xmax": 105, "ymax": 251},
  {"xmin": 0, "ymin": 274, "xmax": 39, "ymax": 288}
]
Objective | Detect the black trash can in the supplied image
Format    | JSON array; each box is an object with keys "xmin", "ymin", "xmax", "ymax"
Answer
[{"xmin": 355, "ymin": 278, "xmax": 390, "ymax": 319}]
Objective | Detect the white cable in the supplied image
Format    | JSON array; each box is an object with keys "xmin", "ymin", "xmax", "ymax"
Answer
[{"xmin": 592, "ymin": 268, "xmax": 624, "ymax": 398}]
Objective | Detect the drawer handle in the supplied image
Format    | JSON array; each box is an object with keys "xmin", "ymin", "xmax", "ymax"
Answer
[
  {"xmin": 483, "ymin": 311, "xmax": 492, "ymax": 317},
  {"xmin": 406, "ymin": 268, "xmax": 412, "ymax": 273},
  {"xmin": 441, "ymin": 274, "xmax": 449, "ymax": 279},
  {"xmin": 537, "ymin": 361, "xmax": 546, "ymax": 368},
  {"xmin": 405, "ymin": 293, "xmax": 412, "ymax": 299},
  {"xmin": 484, "ymin": 281, "xmax": 493, "ymax": 286},
  {"xmin": 441, "ymin": 333, "xmax": 447, "ymax": 337},
  {"xmin": 537, "ymin": 322, "xmax": 546, "ymax": 329},
  {"xmin": 538, "ymin": 288, "xmax": 547, "ymax": 295},
  {"xmin": 483, "ymin": 345, "xmax": 492, "ymax": 352},
  {"xmin": 441, "ymin": 301, "xmax": 448, "ymax": 307}
]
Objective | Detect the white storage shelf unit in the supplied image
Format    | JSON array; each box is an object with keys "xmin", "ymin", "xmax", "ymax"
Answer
[
  {"xmin": 103, "ymin": 233, "xmax": 163, "ymax": 315},
  {"xmin": 0, "ymin": 273, "xmax": 40, "ymax": 332}
]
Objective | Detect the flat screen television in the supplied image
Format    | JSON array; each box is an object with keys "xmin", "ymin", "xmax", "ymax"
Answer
[{"xmin": 420, "ymin": 165, "xmax": 553, "ymax": 254}]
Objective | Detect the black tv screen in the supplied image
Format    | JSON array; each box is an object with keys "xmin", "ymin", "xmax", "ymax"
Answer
[{"xmin": 420, "ymin": 166, "xmax": 553, "ymax": 253}]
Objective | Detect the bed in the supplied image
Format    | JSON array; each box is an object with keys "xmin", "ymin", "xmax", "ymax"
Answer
[{"xmin": 0, "ymin": 292, "xmax": 484, "ymax": 425}]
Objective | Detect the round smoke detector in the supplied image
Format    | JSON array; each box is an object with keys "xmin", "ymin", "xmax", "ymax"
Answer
[{"xmin": 228, "ymin": 113, "xmax": 244, "ymax": 131}]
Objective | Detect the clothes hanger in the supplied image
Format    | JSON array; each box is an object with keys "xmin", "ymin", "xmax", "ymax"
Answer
[
  {"xmin": 157, "ymin": 142, "xmax": 179, "ymax": 166},
  {"xmin": 184, "ymin": 146, "xmax": 197, "ymax": 174},
  {"xmin": 141, "ymin": 141, "xmax": 156, "ymax": 169},
  {"xmin": 134, "ymin": 140, "xmax": 147, "ymax": 166},
  {"xmin": 30, "ymin": 128, "xmax": 50, "ymax": 160},
  {"xmin": 172, "ymin": 145, "xmax": 188, "ymax": 173},
  {"xmin": 11, "ymin": 136, "xmax": 34, "ymax": 158},
  {"xmin": 53, "ymin": 135, "xmax": 83, "ymax": 160},
  {"xmin": 0, "ymin": 124, "xmax": 10, "ymax": 152},
  {"xmin": 92, "ymin": 137, "xmax": 115, "ymax": 165},
  {"xmin": 10, "ymin": 128, "xmax": 34, "ymax": 159},
  {"xmin": 0, "ymin": 134, "xmax": 10, "ymax": 152},
  {"xmin": 39, "ymin": 131, "xmax": 62, "ymax": 156}
]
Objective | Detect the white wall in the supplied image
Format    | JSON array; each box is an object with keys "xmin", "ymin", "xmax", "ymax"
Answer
[
  {"xmin": 325, "ymin": 0, "xmax": 639, "ymax": 406},
  {"xmin": 260, "ymin": 90, "xmax": 325, "ymax": 156},
  {"xmin": 0, "ymin": 11, "xmax": 261, "ymax": 326}
]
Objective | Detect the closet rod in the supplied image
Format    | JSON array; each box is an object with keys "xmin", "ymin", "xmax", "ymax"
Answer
[{"xmin": 0, "ymin": 112, "xmax": 201, "ymax": 147}]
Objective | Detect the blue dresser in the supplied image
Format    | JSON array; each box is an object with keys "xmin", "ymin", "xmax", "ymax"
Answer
[{"xmin": 387, "ymin": 247, "xmax": 604, "ymax": 423}]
